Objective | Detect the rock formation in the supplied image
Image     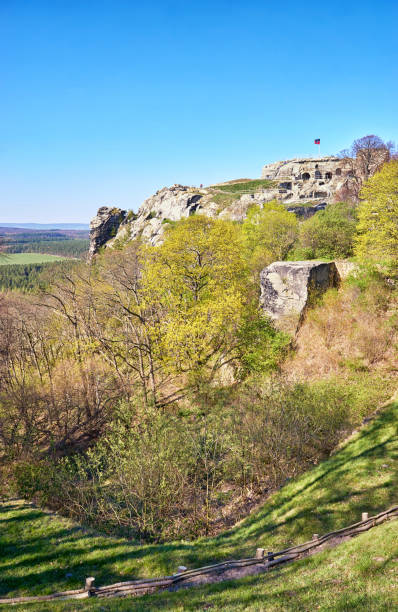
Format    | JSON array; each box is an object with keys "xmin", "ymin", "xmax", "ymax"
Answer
[
  {"xmin": 260, "ymin": 261, "xmax": 340, "ymax": 333},
  {"xmin": 261, "ymin": 157, "xmax": 354, "ymax": 207},
  {"xmin": 117, "ymin": 185, "xmax": 207, "ymax": 246},
  {"xmin": 88, "ymin": 157, "xmax": 357, "ymax": 257},
  {"xmin": 88, "ymin": 206, "xmax": 126, "ymax": 261}
]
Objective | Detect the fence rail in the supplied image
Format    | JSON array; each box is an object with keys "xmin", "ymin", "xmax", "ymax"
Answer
[{"xmin": 1, "ymin": 505, "xmax": 397, "ymax": 604}]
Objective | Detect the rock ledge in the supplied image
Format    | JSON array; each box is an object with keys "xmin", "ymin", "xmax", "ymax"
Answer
[{"xmin": 260, "ymin": 261, "xmax": 340, "ymax": 333}]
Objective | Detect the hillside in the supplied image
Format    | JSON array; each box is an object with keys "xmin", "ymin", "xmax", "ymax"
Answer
[{"xmin": 1, "ymin": 399, "xmax": 397, "ymax": 609}]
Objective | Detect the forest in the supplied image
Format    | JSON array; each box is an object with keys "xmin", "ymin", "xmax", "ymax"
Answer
[{"xmin": 0, "ymin": 228, "xmax": 89, "ymax": 260}]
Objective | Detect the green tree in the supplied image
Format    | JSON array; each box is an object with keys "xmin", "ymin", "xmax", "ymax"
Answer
[
  {"xmin": 294, "ymin": 202, "xmax": 357, "ymax": 260},
  {"xmin": 354, "ymin": 160, "xmax": 398, "ymax": 268},
  {"xmin": 142, "ymin": 215, "xmax": 247, "ymax": 387},
  {"xmin": 142, "ymin": 215, "xmax": 286, "ymax": 391},
  {"xmin": 242, "ymin": 201, "xmax": 298, "ymax": 276}
]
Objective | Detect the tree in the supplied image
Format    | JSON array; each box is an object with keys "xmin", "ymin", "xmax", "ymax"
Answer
[
  {"xmin": 336, "ymin": 134, "xmax": 394, "ymax": 201},
  {"xmin": 242, "ymin": 201, "xmax": 298, "ymax": 276},
  {"xmin": 354, "ymin": 160, "xmax": 398, "ymax": 268},
  {"xmin": 295, "ymin": 202, "xmax": 357, "ymax": 259},
  {"xmin": 142, "ymin": 215, "xmax": 247, "ymax": 389},
  {"xmin": 351, "ymin": 135, "xmax": 393, "ymax": 181},
  {"xmin": 141, "ymin": 215, "xmax": 288, "ymax": 393}
]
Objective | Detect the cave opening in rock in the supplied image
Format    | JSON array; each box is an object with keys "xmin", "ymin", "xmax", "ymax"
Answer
[{"xmin": 302, "ymin": 172, "xmax": 311, "ymax": 180}]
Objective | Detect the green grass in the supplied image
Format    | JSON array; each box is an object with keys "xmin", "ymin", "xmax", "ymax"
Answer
[
  {"xmin": 210, "ymin": 179, "xmax": 276, "ymax": 193},
  {"xmin": 0, "ymin": 401, "xmax": 397, "ymax": 609},
  {"xmin": 10, "ymin": 519, "xmax": 397, "ymax": 611},
  {"xmin": 0, "ymin": 253, "xmax": 67, "ymax": 266},
  {"xmin": 208, "ymin": 179, "xmax": 277, "ymax": 212}
]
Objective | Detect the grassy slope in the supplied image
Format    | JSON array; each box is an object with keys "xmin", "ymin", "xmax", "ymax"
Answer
[
  {"xmin": 207, "ymin": 178, "xmax": 277, "ymax": 211},
  {"xmin": 210, "ymin": 179, "xmax": 276, "ymax": 193},
  {"xmin": 0, "ymin": 401, "xmax": 397, "ymax": 609},
  {"xmin": 0, "ymin": 253, "xmax": 66, "ymax": 265},
  {"xmin": 15, "ymin": 519, "xmax": 398, "ymax": 611}
]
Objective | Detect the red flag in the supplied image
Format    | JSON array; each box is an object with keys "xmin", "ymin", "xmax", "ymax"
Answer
[{"xmin": 314, "ymin": 139, "xmax": 320, "ymax": 144}]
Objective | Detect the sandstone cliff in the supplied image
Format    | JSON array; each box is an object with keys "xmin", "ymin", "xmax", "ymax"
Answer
[
  {"xmin": 88, "ymin": 206, "xmax": 126, "ymax": 260},
  {"xmin": 261, "ymin": 157, "xmax": 354, "ymax": 205},
  {"xmin": 89, "ymin": 156, "xmax": 358, "ymax": 257}
]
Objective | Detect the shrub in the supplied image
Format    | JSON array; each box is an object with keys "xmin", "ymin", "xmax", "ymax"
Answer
[
  {"xmin": 291, "ymin": 202, "xmax": 357, "ymax": 260},
  {"xmin": 12, "ymin": 373, "xmax": 386, "ymax": 541}
]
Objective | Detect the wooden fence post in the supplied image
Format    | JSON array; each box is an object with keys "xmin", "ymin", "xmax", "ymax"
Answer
[
  {"xmin": 85, "ymin": 577, "xmax": 95, "ymax": 592},
  {"xmin": 312, "ymin": 533, "xmax": 319, "ymax": 541},
  {"xmin": 362, "ymin": 512, "xmax": 369, "ymax": 521},
  {"xmin": 267, "ymin": 551, "xmax": 274, "ymax": 561},
  {"xmin": 176, "ymin": 566, "xmax": 187, "ymax": 574},
  {"xmin": 256, "ymin": 548, "xmax": 265, "ymax": 559}
]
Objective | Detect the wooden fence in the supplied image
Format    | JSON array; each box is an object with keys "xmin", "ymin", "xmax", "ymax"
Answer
[{"xmin": 1, "ymin": 505, "xmax": 397, "ymax": 605}]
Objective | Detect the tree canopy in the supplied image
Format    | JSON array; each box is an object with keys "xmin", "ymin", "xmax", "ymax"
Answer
[
  {"xmin": 242, "ymin": 201, "xmax": 298, "ymax": 276},
  {"xmin": 355, "ymin": 160, "xmax": 398, "ymax": 268}
]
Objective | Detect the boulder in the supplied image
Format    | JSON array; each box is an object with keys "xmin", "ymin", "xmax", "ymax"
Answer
[{"xmin": 260, "ymin": 261, "xmax": 340, "ymax": 333}]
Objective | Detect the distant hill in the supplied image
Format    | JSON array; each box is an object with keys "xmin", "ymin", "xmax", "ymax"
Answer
[{"xmin": 0, "ymin": 223, "xmax": 89, "ymax": 230}]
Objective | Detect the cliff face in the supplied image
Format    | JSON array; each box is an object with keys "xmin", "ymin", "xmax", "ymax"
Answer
[
  {"xmin": 88, "ymin": 206, "xmax": 126, "ymax": 260},
  {"xmin": 89, "ymin": 157, "xmax": 357, "ymax": 257},
  {"xmin": 261, "ymin": 157, "xmax": 354, "ymax": 205}
]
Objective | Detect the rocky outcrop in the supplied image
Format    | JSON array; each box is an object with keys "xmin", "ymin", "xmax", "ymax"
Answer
[
  {"xmin": 121, "ymin": 184, "xmax": 208, "ymax": 246},
  {"xmin": 89, "ymin": 156, "xmax": 357, "ymax": 257},
  {"xmin": 260, "ymin": 261, "xmax": 340, "ymax": 333},
  {"xmin": 88, "ymin": 206, "xmax": 126, "ymax": 260},
  {"xmin": 261, "ymin": 157, "xmax": 354, "ymax": 207},
  {"xmin": 334, "ymin": 260, "xmax": 358, "ymax": 280},
  {"xmin": 286, "ymin": 202, "xmax": 327, "ymax": 219}
]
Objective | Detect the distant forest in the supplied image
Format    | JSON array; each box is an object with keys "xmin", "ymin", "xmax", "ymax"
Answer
[
  {"xmin": 0, "ymin": 229, "xmax": 89, "ymax": 259},
  {"xmin": 4, "ymin": 239, "xmax": 89, "ymax": 258},
  {"xmin": 0, "ymin": 260, "xmax": 78, "ymax": 292}
]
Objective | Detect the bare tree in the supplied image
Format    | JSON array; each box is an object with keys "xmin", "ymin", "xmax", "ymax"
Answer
[
  {"xmin": 351, "ymin": 134, "xmax": 393, "ymax": 181},
  {"xmin": 335, "ymin": 134, "xmax": 395, "ymax": 201}
]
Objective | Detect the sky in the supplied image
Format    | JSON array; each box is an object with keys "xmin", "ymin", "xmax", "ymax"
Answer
[{"xmin": 1, "ymin": 0, "xmax": 397, "ymax": 223}]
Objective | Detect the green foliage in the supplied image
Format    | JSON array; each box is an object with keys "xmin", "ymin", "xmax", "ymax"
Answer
[
  {"xmin": 355, "ymin": 160, "xmax": 398, "ymax": 269},
  {"xmin": 290, "ymin": 202, "xmax": 357, "ymax": 260},
  {"xmin": 142, "ymin": 215, "xmax": 250, "ymax": 386},
  {"xmin": 161, "ymin": 217, "xmax": 178, "ymax": 228},
  {"xmin": 11, "ymin": 373, "xmax": 390, "ymax": 542},
  {"xmin": 242, "ymin": 201, "xmax": 298, "ymax": 274},
  {"xmin": 125, "ymin": 210, "xmax": 138, "ymax": 222},
  {"xmin": 236, "ymin": 313, "xmax": 290, "ymax": 377}
]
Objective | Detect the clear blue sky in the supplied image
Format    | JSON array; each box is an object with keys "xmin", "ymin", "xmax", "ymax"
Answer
[{"xmin": 1, "ymin": 0, "xmax": 397, "ymax": 223}]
